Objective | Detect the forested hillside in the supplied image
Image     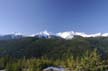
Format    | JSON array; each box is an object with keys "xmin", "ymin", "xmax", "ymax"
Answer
[
  {"xmin": 0, "ymin": 36, "xmax": 108, "ymax": 71},
  {"xmin": 0, "ymin": 36, "xmax": 107, "ymax": 59}
]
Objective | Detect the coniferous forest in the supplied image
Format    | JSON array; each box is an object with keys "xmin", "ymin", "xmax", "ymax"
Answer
[{"xmin": 0, "ymin": 36, "xmax": 108, "ymax": 71}]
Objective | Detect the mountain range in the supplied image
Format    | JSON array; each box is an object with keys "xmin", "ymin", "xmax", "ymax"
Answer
[
  {"xmin": 0, "ymin": 31, "xmax": 107, "ymax": 59},
  {"xmin": 1, "ymin": 31, "xmax": 108, "ymax": 40}
]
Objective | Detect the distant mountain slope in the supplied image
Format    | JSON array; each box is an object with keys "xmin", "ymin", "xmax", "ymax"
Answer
[
  {"xmin": 0, "ymin": 34, "xmax": 24, "ymax": 40},
  {"xmin": 0, "ymin": 36, "xmax": 107, "ymax": 59}
]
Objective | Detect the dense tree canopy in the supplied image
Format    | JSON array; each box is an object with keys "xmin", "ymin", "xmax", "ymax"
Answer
[{"xmin": 0, "ymin": 36, "xmax": 107, "ymax": 70}]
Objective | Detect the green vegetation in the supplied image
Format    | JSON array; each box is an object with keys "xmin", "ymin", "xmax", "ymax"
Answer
[
  {"xmin": 0, "ymin": 36, "xmax": 107, "ymax": 70},
  {"xmin": 0, "ymin": 49, "xmax": 107, "ymax": 71}
]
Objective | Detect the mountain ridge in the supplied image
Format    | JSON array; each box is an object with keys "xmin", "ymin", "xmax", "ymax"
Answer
[{"xmin": 1, "ymin": 31, "xmax": 108, "ymax": 40}]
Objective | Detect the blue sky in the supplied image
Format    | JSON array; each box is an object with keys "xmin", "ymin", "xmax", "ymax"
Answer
[{"xmin": 0, "ymin": 0, "xmax": 108, "ymax": 35}]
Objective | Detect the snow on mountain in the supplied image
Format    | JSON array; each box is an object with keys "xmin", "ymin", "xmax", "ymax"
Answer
[
  {"xmin": 56, "ymin": 31, "xmax": 102, "ymax": 39},
  {"xmin": 30, "ymin": 30, "xmax": 52, "ymax": 38},
  {"xmin": 37, "ymin": 30, "xmax": 50, "ymax": 36},
  {"xmin": 0, "ymin": 34, "xmax": 23, "ymax": 40},
  {"xmin": 75, "ymin": 32, "xmax": 101, "ymax": 37},
  {"xmin": 1, "ymin": 31, "xmax": 108, "ymax": 40},
  {"xmin": 56, "ymin": 31, "xmax": 74, "ymax": 39},
  {"xmin": 29, "ymin": 30, "xmax": 50, "ymax": 37},
  {"xmin": 24, "ymin": 31, "xmax": 108, "ymax": 39},
  {"xmin": 102, "ymin": 33, "xmax": 108, "ymax": 37},
  {"xmin": 37, "ymin": 30, "xmax": 51, "ymax": 38}
]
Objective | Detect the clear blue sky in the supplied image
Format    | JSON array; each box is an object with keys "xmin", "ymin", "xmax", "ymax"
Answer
[{"xmin": 0, "ymin": 0, "xmax": 108, "ymax": 35}]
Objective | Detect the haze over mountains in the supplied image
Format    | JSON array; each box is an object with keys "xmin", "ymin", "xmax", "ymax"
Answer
[{"xmin": 1, "ymin": 31, "xmax": 108, "ymax": 40}]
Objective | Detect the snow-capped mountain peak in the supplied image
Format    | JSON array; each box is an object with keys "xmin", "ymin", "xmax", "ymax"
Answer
[
  {"xmin": 102, "ymin": 33, "xmax": 108, "ymax": 37},
  {"xmin": 56, "ymin": 31, "xmax": 74, "ymax": 39},
  {"xmin": 29, "ymin": 31, "xmax": 108, "ymax": 39},
  {"xmin": 29, "ymin": 30, "xmax": 51, "ymax": 37},
  {"xmin": 38, "ymin": 30, "xmax": 50, "ymax": 36},
  {"xmin": 0, "ymin": 31, "xmax": 108, "ymax": 40},
  {"xmin": 32, "ymin": 30, "xmax": 52, "ymax": 38},
  {"xmin": 56, "ymin": 31, "xmax": 102, "ymax": 39}
]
